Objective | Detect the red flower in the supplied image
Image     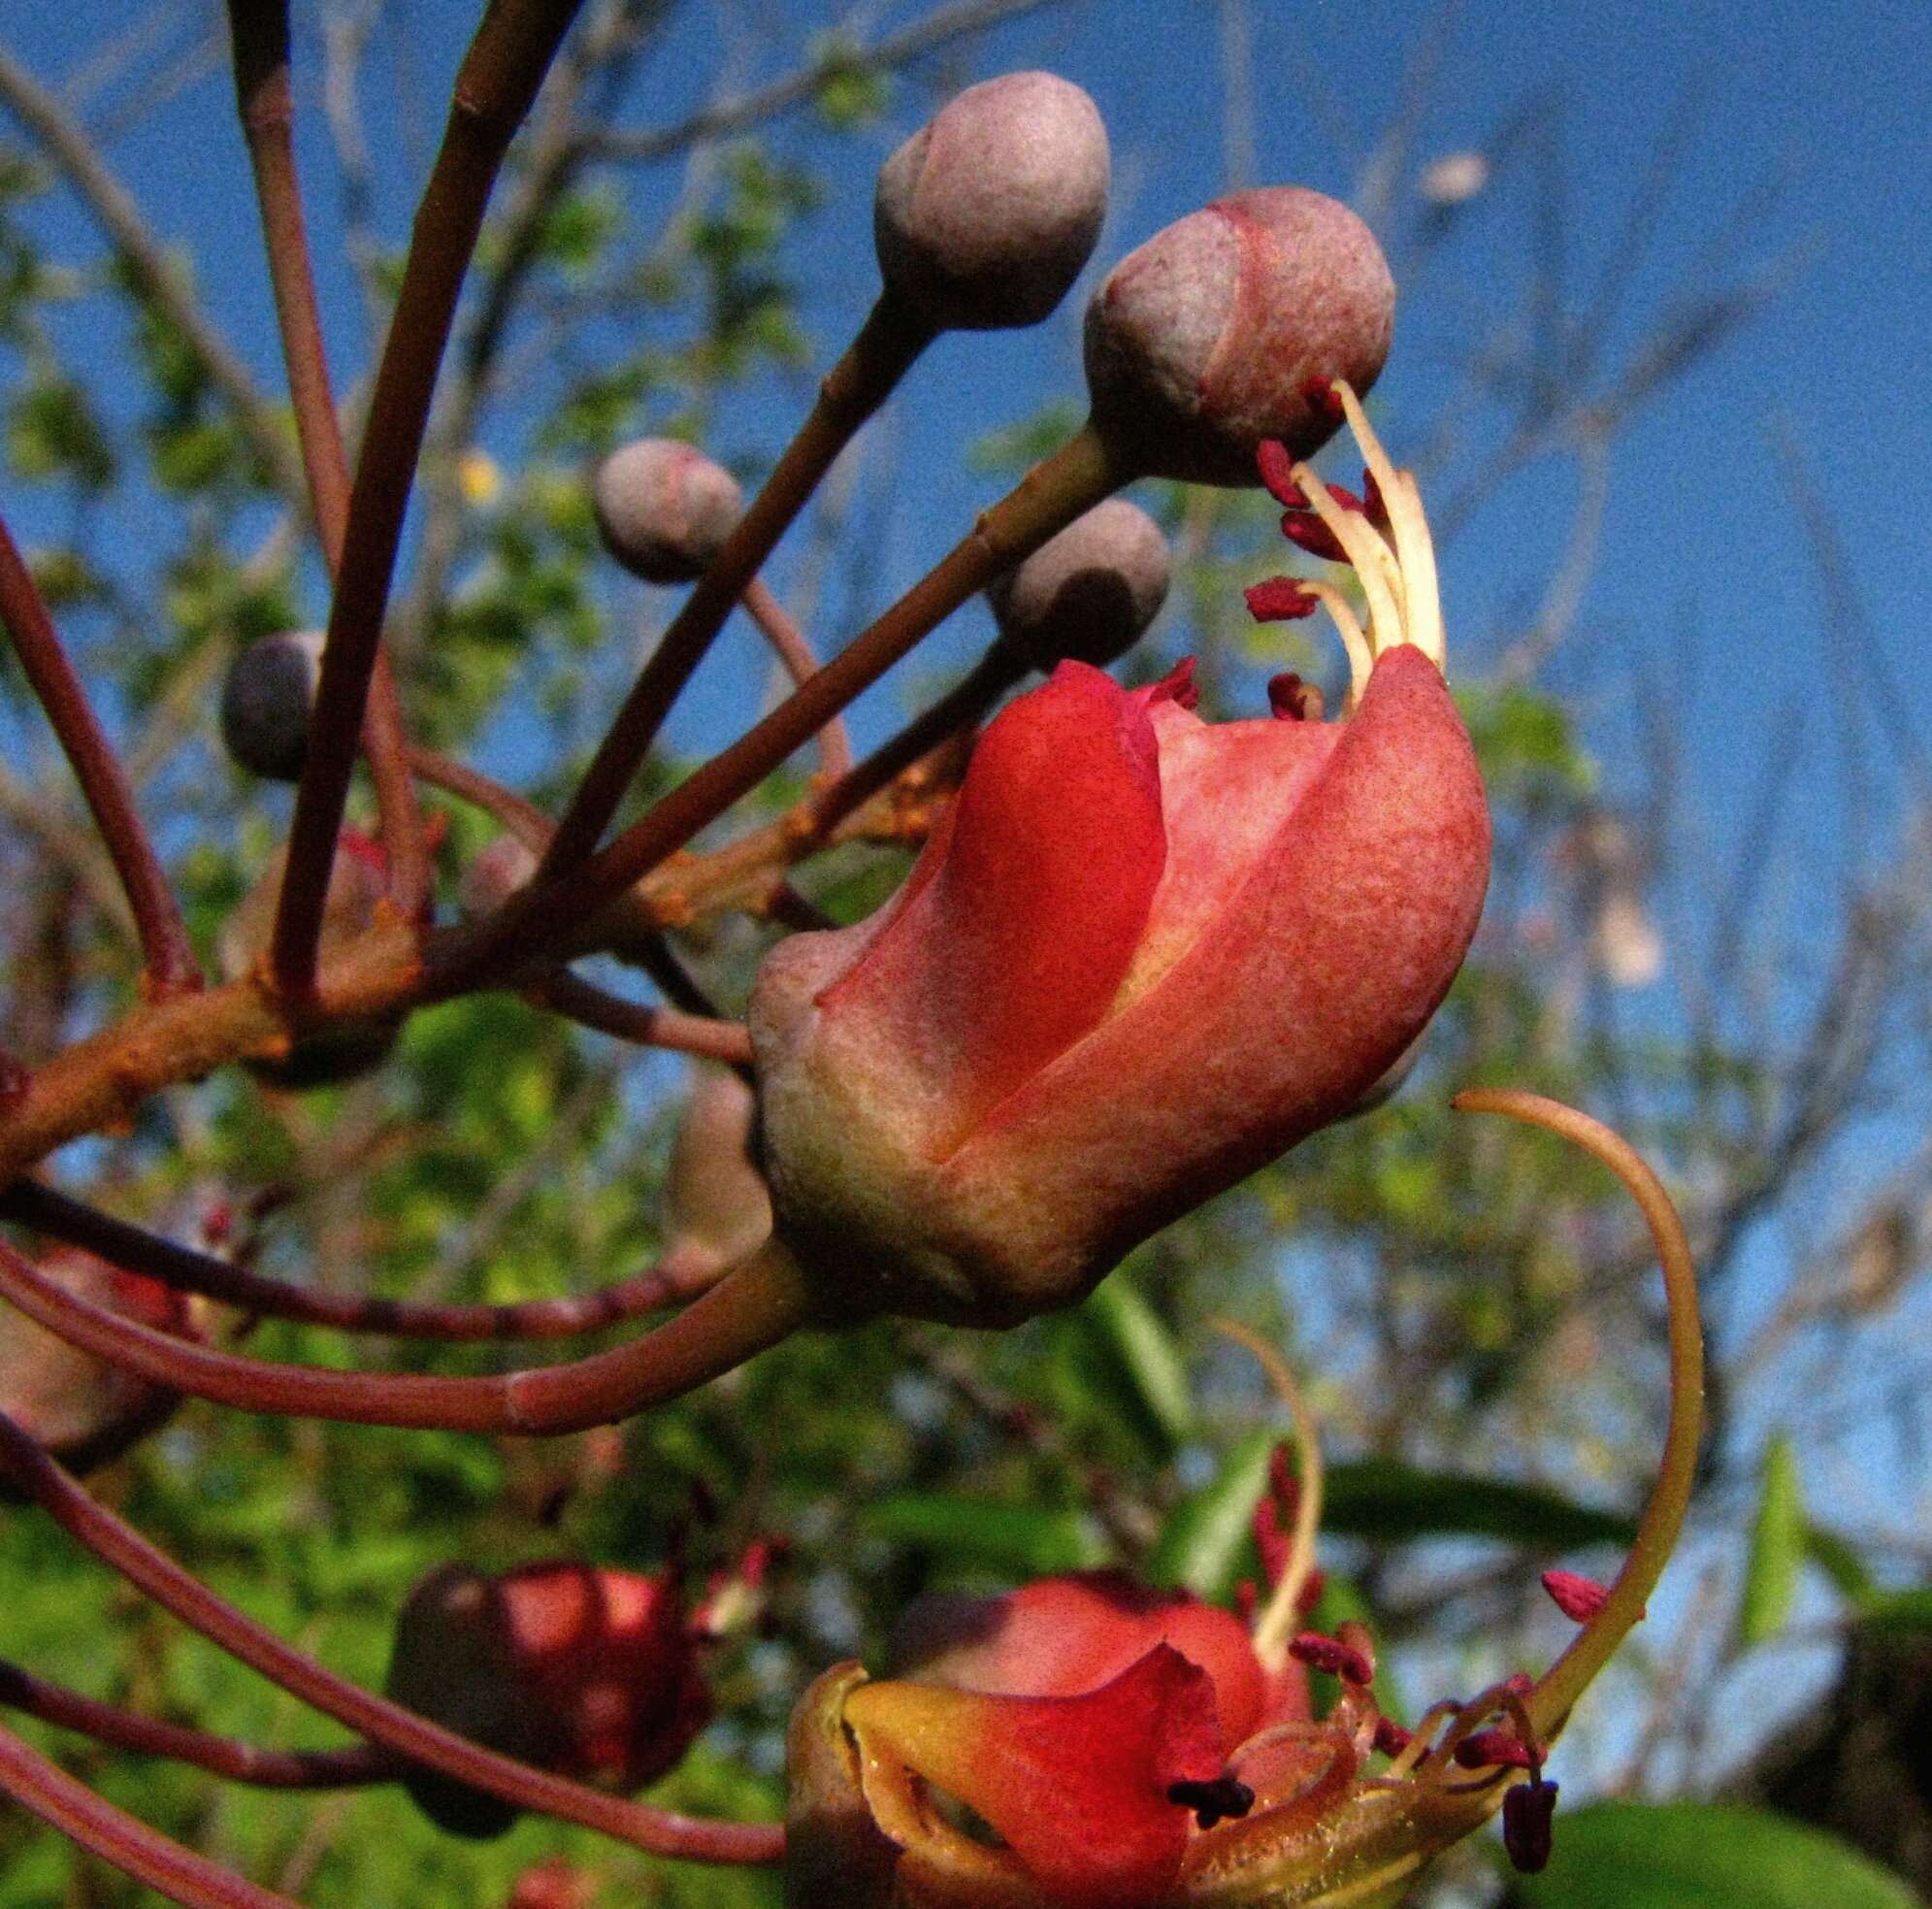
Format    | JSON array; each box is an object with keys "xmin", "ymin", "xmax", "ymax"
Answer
[{"xmin": 752, "ymin": 385, "xmax": 1489, "ymax": 1329}]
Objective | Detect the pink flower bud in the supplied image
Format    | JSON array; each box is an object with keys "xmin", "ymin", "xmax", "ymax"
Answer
[
  {"xmin": 664, "ymin": 1063, "xmax": 771, "ymax": 1270},
  {"xmin": 988, "ymin": 497, "xmax": 1171, "ymax": 673},
  {"xmin": 0, "ymin": 1248, "xmax": 199, "ymax": 1494},
  {"xmin": 385, "ymin": 1560, "xmax": 709, "ymax": 1838},
  {"xmin": 219, "ymin": 630, "xmax": 324, "ymax": 781},
  {"xmin": 591, "ymin": 439, "xmax": 742, "ymax": 584},
  {"xmin": 874, "ymin": 72, "xmax": 1108, "ymax": 330},
  {"xmin": 1085, "ymin": 186, "xmax": 1394, "ymax": 483},
  {"xmin": 751, "ymin": 642, "xmax": 1486, "ymax": 1328}
]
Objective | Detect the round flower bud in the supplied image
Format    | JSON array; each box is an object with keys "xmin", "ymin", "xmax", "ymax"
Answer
[
  {"xmin": 0, "ymin": 1247, "xmax": 200, "ymax": 1497},
  {"xmin": 220, "ymin": 831, "xmax": 397, "ymax": 1089},
  {"xmin": 219, "ymin": 631, "xmax": 325, "ymax": 781},
  {"xmin": 458, "ymin": 834, "xmax": 538, "ymax": 923},
  {"xmin": 591, "ymin": 440, "xmax": 742, "ymax": 584},
  {"xmin": 385, "ymin": 1561, "xmax": 709, "ymax": 1839},
  {"xmin": 1084, "ymin": 185, "xmax": 1394, "ymax": 484},
  {"xmin": 665, "ymin": 1064, "xmax": 771, "ymax": 1272},
  {"xmin": 874, "ymin": 72, "xmax": 1108, "ymax": 331},
  {"xmin": 987, "ymin": 498, "xmax": 1169, "ymax": 673}
]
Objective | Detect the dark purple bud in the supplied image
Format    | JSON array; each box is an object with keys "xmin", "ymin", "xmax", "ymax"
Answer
[
  {"xmin": 220, "ymin": 630, "xmax": 324, "ymax": 781},
  {"xmin": 989, "ymin": 498, "xmax": 1170, "ymax": 672},
  {"xmin": 1503, "ymin": 1777, "xmax": 1558, "ymax": 1873},
  {"xmin": 874, "ymin": 72, "xmax": 1108, "ymax": 331}
]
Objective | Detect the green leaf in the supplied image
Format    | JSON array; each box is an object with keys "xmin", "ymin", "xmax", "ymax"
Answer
[
  {"xmin": 1741, "ymin": 1433, "xmax": 1805, "ymax": 1646},
  {"xmin": 1507, "ymin": 1801, "xmax": 1919, "ymax": 1909},
  {"xmin": 1082, "ymin": 1273, "xmax": 1194, "ymax": 1447},
  {"xmin": 1856, "ymin": 1587, "xmax": 1932, "ymax": 1635},
  {"xmin": 1806, "ymin": 1524, "xmax": 1876, "ymax": 1601},
  {"xmin": 862, "ymin": 1494, "xmax": 1110, "ymax": 1577},
  {"xmin": 1321, "ymin": 1459, "xmax": 1638, "ymax": 1549},
  {"xmin": 1148, "ymin": 1430, "xmax": 1275, "ymax": 1599}
]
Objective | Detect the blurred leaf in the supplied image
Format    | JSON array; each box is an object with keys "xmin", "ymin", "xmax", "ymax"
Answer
[
  {"xmin": 1507, "ymin": 1801, "xmax": 1918, "ymax": 1909},
  {"xmin": 1741, "ymin": 1433, "xmax": 1805, "ymax": 1646},
  {"xmin": 1856, "ymin": 1587, "xmax": 1932, "ymax": 1636},
  {"xmin": 1805, "ymin": 1524, "xmax": 1876, "ymax": 1601},
  {"xmin": 862, "ymin": 1493, "xmax": 1110, "ymax": 1577},
  {"xmin": 1322, "ymin": 1459, "xmax": 1638, "ymax": 1549},
  {"xmin": 1081, "ymin": 1272, "xmax": 1194, "ymax": 1448},
  {"xmin": 1148, "ymin": 1430, "xmax": 1274, "ymax": 1599}
]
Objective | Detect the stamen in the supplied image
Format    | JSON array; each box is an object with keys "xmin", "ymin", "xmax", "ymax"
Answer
[
  {"xmin": 1167, "ymin": 1774, "xmax": 1256, "ymax": 1830},
  {"xmin": 1289, "ymin": 579, "xmax": 1373, "ymax": 709},
  {"xmin": 1541, "ymin": 1569, "xmax": 1614, "ymax": 1624},
  {"xmin": 1144, "ymin": 656, "xmax": 1199, "ymax": 710},
  {"xmin": 1286, "ymin": 462, "xmax": 1406, "ymax": 658},
  {"xmin": 1452, "ymin": 1728, "xmax": 1534, "ymax": 1771},
  {"xmin": 1288, "ymin": 1631, "xmax": 1374, "ymax": 1687},
  {"xmin": 1256, "ymin": 440, "xmax": 1303, "ymax": 510},
  {"xmin": 1330, "ymin": 380, "xmax": 1444, "ymax": 671},
  {"xmin": 1371, "ymin": 1716, "xmax": 1413, "ymax": 1760},
  {"xmin": 1210, "ymin": 1321, "xmax": 1325, "ymax": 1671},
  {"xmin": 1266, "ymin": 674, "xmax": 1324, "ymax": 721},
  {"xmin": 1503, "ymin": 1776, "xmax": 1559, "ymax": 1873},
  {"xmin": 1245, "ymin": 577, "xmax": 1318, "ymax": 623}
]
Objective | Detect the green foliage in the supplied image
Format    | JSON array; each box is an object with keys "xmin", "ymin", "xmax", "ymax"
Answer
[
  {"xmin": 1505, "ymin": 1801, "xmax": 1920, "ymax": 1909},
  {"xmin": 1740, "ymin": 1433, "xmax": 1806, "ymax": 1646}
]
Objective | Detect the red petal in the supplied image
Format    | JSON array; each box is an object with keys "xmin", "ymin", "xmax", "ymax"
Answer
[
  {"xmin": 823, "ymin": 662, "xmax": 1165, "ymax": 1152},
  {"xmin": 848, "ymin": 1644, "xmax": 1222, "ymax": 1909}
]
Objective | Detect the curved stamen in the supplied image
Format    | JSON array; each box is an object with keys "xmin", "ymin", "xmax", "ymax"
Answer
[
  {"xmin": 1213, "ymin": 1319, "xmax": 1326, "ymax": 1672},
  {"xmin": 1450, "ymin": 1090, "xmax": 1704, "ymax": 1741},
  {"xmin": 1293, "ymin": 578, "xmax": 1375, "ymax": 710},
  {"xmin": 1287, "ymin": 461, "xmax": 1406, "ymax": 652}
]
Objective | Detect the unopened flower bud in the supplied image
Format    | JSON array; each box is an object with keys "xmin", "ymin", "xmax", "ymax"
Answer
[
  {"xmin": 219, "ymin": 631, "xmax": 324, "ymax": 781},
  {"xmin": 874, "ymin": 72, "xmax": 1108, "ymax": 331},
  {"xmin": 458, "ymin": 835, "xmax": 539, "ymax": 923},
  {"xmin": 385, "ymin": 1561, "xmax": 708, "ymax": 1838},
  {"xmin": 0, "ymin": 1248, "xmax": 200, "ymax": 1495},
  {"xmin": 1084, "ymin": 186, "xmax": 1394, "ymax": 483},
  {"xmin": 988, "ymin": 498, "xmax": 1169, "ymax": 673},
  {"xmin": 220, "ymin": 831, "xmax": 396, "ymax": 1088},
  {"xmin": 664, "ymin": 1064, "xmax": 771, "ymax": 1271},
  {"xmin": 592, "ymin": 440, "xmax": 742, "ymax": 584}
]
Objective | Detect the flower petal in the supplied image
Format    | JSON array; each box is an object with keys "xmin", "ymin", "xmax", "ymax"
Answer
[
  {"xmin": 846, "ymin": 1643, "xmax": 1222, "ymax": 1909},
  {"xmin": 823, "ymin": 661, "xmax": 1165, "ymax": 1152}
]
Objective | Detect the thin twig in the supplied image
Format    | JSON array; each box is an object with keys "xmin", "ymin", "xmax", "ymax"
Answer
[
  {"xmin": 272, "ymin": 0, "xmax": 589, "ymax": 993},
  {"xmin": 742, "ymin": 576, "xmax": 852, "ymax": 779},
  {"xmin": 0, "ymin": 517, "xmax": 201, "ymax": 999},
  {"xmin": 224, "ymin": 0, "xmax": 429, "ymax": 920},
  {"xmin": 531, "ymin": 970, "xmax": 755, "ymax": 1068}
]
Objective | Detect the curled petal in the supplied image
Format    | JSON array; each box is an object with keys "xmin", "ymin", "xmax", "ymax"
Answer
[{"xmin": 846, "ymin": 1644, "xmax": 1221, "ymax": 1909}]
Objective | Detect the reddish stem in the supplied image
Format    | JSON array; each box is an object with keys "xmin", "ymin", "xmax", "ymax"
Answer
[
  {"xmin": 407, "ymin": 742, "xmax": 553, "ymax": 847},
  {"xmin": 539, "ymin": 293, "xmax": 935, "ymax": 880},
  {"xmin": 451, "ymin": 422, "xmax": 1119, "ymax": 987},
  {"xmin": 0, "ymin": 1718, "xmax": 303, "ymax": 1909},
  {"xmin": 0, "ymin": 1417, "xmax": 784, "ymax": 1865},
  {"xmin": 273, "ymin": 0, "xmax": 585, "ymax": 993},
  {"xmin": 741, "ymin": 576, "xmax": 852, "ymax": 778},
  {"xmin": 0, "ymin": 517, "xmax": 201, "ymax": 1001},
  {"xmin": 0, "ymin": 1660, "xmax": 398, "ymax": 1790},
  {"xmin": 225, "ymin": 0, "xmax": 428, "ymax": 923},
  {"xmin": 0, "ymin": 1177, "xmax": 723, "ymax": 1341},
  {"xmin": 530, "ymin": 971, "xmax": 754, "ymax": 1068},
  {"xmin": 0, "ymin": 1233, "xmax": 811, "ymax": 1433}
]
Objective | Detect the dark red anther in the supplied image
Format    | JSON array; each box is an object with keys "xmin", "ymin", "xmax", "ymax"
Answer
[
  {"xmin": 1295, "ymin": 1566, "xmax": 1326, "ymax": 1615},
  {"xmin": 1371, "ymin": 1715, "xmax": 1414, "ymax": 1759},
  {"xmin": 1245, "ymin": 576, "xmax": 1319, "ymax": 624},
  {"xmin": 1301, "ymin": 377, "xmax": 1345, "ymax": 426},
  {"xmin": 200, "ymin": 1201, "xmax": 234, "ymax": 1247},
  {"xmin": 1503, "ymin": 1777, "xmax": 1559, "ymax": 1873},
  {"xmin": 1252, "ymin": 1495, "xmax": 1290, "ymax": 1585},
  {"xmin": 1144, "ymin": 656, "xmax": 1200, "ymax": 710},
  {"xmin": 1267, "ymin": 1442, "xmax": 1298, "ymax": 1513},
  {"xmin": 1167, "ymin": 1774, "xmax": 1256, "ymax": 1830},
  {"xmin": 1289, "ymin": 1631, "xmax": 1374, "ymax": 1686},
  {"xmin": 1278, "ymin": 510, "xmax": 1349, "ymax": 563},
  {"xmin": 1501, "ymin": 1672, "xmax": 1535, "ymax": 1698},
  {"xmin": 1233, "ymin": 1578, "xmax": 1259, "ymax": 1623},
  {"xmin": 1361, "ymin": 467, "xmax": 1391, "ymax": 528},
  {"xmin": 1453, "ymin": 1728, "xmax": 1536, "ymax": 1770},
  {"xmin": 1267, "ymin": 674, "xmax": 1325, "ymax": 721},
  {"xmin": 1256, "ymin": 439, "xmax": 1303, "ymax": 509},
  {"xmin": 1541, "ymin": 1569, "xmax": 1612, "ymax": 1623}
]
